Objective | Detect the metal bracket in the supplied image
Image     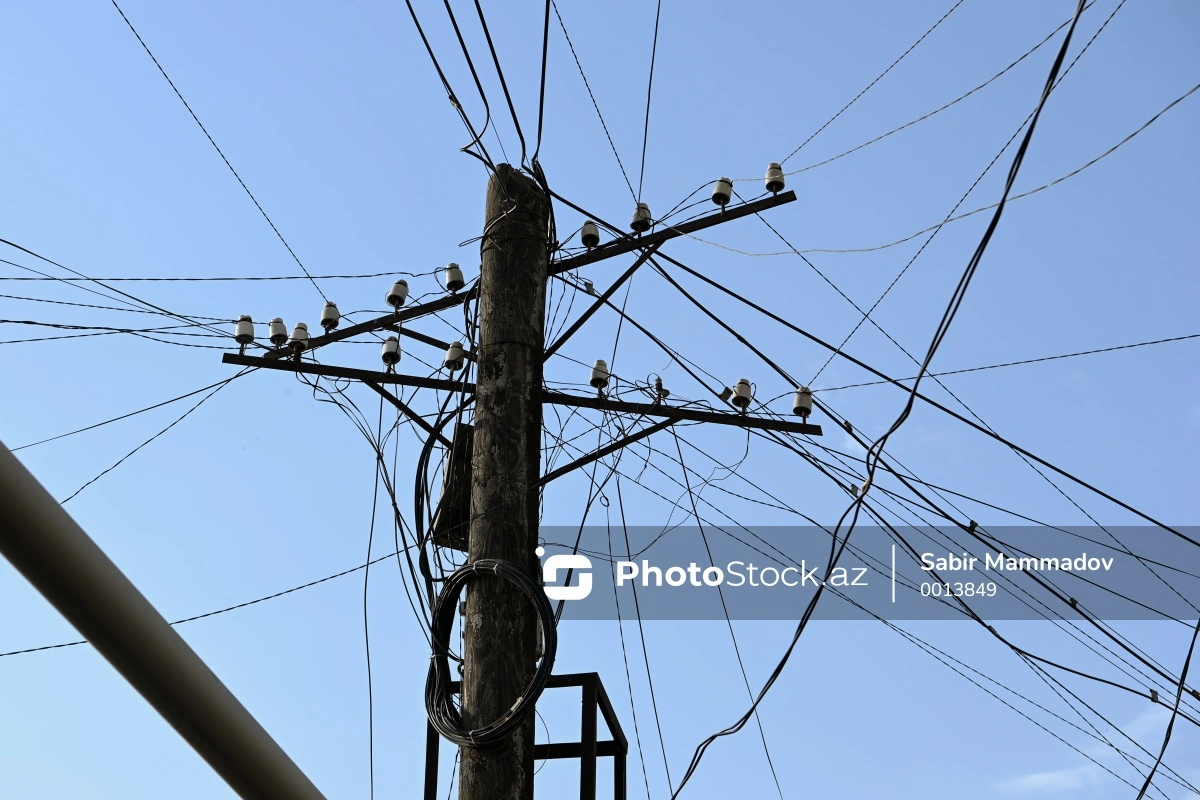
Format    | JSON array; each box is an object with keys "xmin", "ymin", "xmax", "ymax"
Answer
[{"xmin": 424, "ymin": 672, "xmax": 628, "ymax": 800}]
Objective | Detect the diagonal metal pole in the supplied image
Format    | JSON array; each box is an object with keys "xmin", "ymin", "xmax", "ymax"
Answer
[
  {"xmin": 0, "ymin": 439, "xmax": 326, "ymax": 800},
  {"xmin": 543, "ymin": 243, "xmax": 660, "ymax": 360}
]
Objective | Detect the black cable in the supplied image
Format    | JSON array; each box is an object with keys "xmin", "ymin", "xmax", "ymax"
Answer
[
  {"xmin": 425, "ymin": 560, "xmax": 557, "ymax": 747},
  {"xmin": 817, "ymin": 334, "xmax": 1200, "ymax": 391},
  {"xmin": 788, "ymin": 77, "xmax": 1200, "ymax": 258},
  {"xmin": 472, "ymin": 0, "xmax": 527, "ymax": 165},
  {"xmin": 603, "ymin": 504, "xmax": 653, "ymax": 800},
  {"xmin": 0, "ymin": 544, "xmax": 421, "ymax": 660},
  {"xmin": 670, "ymin": 431, "xmax": 786, "ymax": 800},
  {"xmin": 363, "ymin": 393, "xmax": 385, "ymax": 800},
  {"xmin": 660, "ymin": 239, "xmax": 1198, "ymax": 623},
  {"xmin": 636, "ymin": 0, "xmax": 663, "ymax": 204},
  {"xmin": 0, "ymin": 292, "xmax": 229, "ymax": 320},
  {"xmin": 616, "ymin": 478, "xmax": 674, "ymax": 794},
  {"xmin": 400, "ymin": 0, "xmax": 495, "ymax": 170},
  {"xmin": 0, "ymin": 240, "xmax": 243, "ymax": 344},
  {"xmin": 1136, "ymin": 620, "xmax": 1200, "ymax": 799},
  {"xmin": 654, "ymin": 254, "xmax": 1198, "ymax": 546},
  {"xmin": 550, "ymin": 0, "xmax": 636, "ymax": 200},
  {"xmin": 808, "ymin": 0, "xmax": 1126, "ymax": 385},
  {"xmin": 772, "ymin": 1, "xmax": 1094, "ymax": 178},
  {"xmin": 668, "ymin": 9, "xmax": 1093, "ymax": 788},
  {"xmin": 440, "ymin": 0, "xmax": 505, "ymax": 164},
  {"xmin": 59, "ymin": 369, "xmax": 249, "ymax": 504},
  {"xmin": 13, "ymin": 377, "xmax": 239, "ymax": 451},
  {"xmin": 779, "ymin": 0, "xmax": 966, "ymax": 164},
  {"xmin": 108, "ymin": 0, "xmax": 326, "ymax": 301},
  {"xmin": 533, "ymin": 0, "xmax": 552, "ymax": 164},
  {"xmin": 858, "ymin": 0, "xmax": 1086, "ymax": 529}
]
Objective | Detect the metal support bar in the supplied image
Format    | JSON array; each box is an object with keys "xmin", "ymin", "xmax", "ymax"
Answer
[
  {"xmin": 424, "ymin": 721, "xmax": 441, "ymax": 800},
  {"xmin": 223, "ymin": 354, "xmax": 822, "ymax": 436},
  {"xmin": 263, "ymin": 288, "xmax": 478, "ymax": 361},
  {"xmin": 259, "ymin": 194, "xmax": 793, "ymax": 363},
  {"xmin": 549, "ymin": 190, "xmax": 796, "ymax": 275},
  {"xmin": 538, "ymin": 419, "xmax": 676, "ymax": 486},
  {"xmin": 543, "ymin": 392, "xmax": 823, "ymax": 436},
  {"xmin": 544, "ymin": 244, "xmax": 660, "ymax": 360},
  {"xmin": 0, "ymin": 440, "xmax": 326, "ymax": 800},
  {"xmin": 425, "ymin": 672, "xmax": 627, "ymax": 799},
  {"xmin": 390, "ymin": 326, "xmax": 477, "ymax": 362},
  {"xmin": 581, "ymin": 680, "xmax": 598, "ymax": 800},
  {"xmin": 534, "ymin": 741, "xmax": 622, "ymax": 760},
  {"xmin": 223, "ymin": 353, "xmax": 475, "ymax": 392},
  {"xmin": 362, "ymin": 380, "xmax": 452, "ymax": 448}
]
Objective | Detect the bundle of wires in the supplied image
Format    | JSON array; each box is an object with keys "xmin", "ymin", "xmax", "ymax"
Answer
[{"xmin": 425, "ymin": 558, "xmax": 558, "ymax": 747}]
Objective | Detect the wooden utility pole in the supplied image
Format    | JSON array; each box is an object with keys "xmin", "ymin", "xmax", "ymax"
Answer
[
  {"xmin": 460, "ymin": 164, "xmax": 549, "ymax": 800},
  {"xmin": 218, "ymin": 181, "xmax": 805, "ymax": 798}
]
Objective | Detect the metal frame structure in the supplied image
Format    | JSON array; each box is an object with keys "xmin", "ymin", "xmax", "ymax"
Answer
[
  {"xmin": 424, "ymin": 672, "xmax": 629, "ymax": 800},
  {"xmin": 261, "ymin": 192, "xmax": 796, "ymax": 363},
  {"xmin": 222, "ymin": 354, "xmax": 823, "ymax": 438}
]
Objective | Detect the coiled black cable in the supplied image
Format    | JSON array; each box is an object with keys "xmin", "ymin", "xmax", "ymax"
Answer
[{"xmin": 425, "ymin": 559, "xmax": 557, "ymax": 747}]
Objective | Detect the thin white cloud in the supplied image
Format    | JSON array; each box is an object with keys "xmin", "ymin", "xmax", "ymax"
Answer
[{"xmin": 993, "ymin": 765, "xmax": 1103, "ymax": 795}]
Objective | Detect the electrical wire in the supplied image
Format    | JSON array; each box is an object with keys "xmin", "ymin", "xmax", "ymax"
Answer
[
  {"xmin": 59, "ymin": 368, "xmax": 250, "ymax": 504},
  {"xmin": 636, "ymin": 0, "xmax": 663, "ymax": 204},
  {"xmin": 779, "ymin": 0, "xmax": 967, "ymax": 164},
  {"xmin": 667, "ymin": 7, "xmax": 1098, "ymax": 790},
  {"xmin": 616, "ymin": 477, "xmax": 675, "ymax": 794},
  {"xmin": 401, "ymin": 0, "xmax": 495, "ymax": 170},
  {"xmin": 12, "ymin": 377, "xmax": 242, "ymax": 451},
  {"xmin": 815, "ymin": 333, "xmax": 1200, "ymax": 391},
  {"xmin": 425, "ymin": 560, "xmax": 557, "ymax": 747},
  {"xmin": 0, "ymin": 542, "xmax": 424, "ymax": 659},
  {"xmin": 1136, "ymin": 620, "xmax": 1200, "ymax": 799},
  {"xmin": 472, "ymin": 0, "xmax": 528, "ymax": 165},
  {"xmin": 730, "ymin": 1, "xmax": 1095, "ymax": 182},
  {"xmin": 533, "ymin": 0, "xmax": 552, "ymax": 164},
  {"xmin": 808, "ymin": 0, "xmax": 1127, "ymax": 385},
  {"xmin": 362, "ymin": 393, "xmax": 385, "ymax": 800},
  {"xmin": 551, "ymin": 0, "xmax": 636, "ymax": 200},
  {"xmin": 108, "ymin": 0, "xmax": 326, "ymax": 301}
]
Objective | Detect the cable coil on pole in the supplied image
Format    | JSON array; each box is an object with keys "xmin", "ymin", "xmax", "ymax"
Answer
[{"xmin": 425, "ymin": 559, "xmax": 557, "ymax": 747}]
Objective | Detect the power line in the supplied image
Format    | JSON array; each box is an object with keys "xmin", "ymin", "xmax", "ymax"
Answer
[
  {"xmin": 808, "ymin": 0, "xmax": 1126, "ymax": 385},
  {"xmin": 0, "ymin": 545, "xmax": 418, "ymax": 660},
  {"xmin": 439, "ymin": 0, "xmax": 508, "ymax": 166},
  {"xmin": 636, "ymin": 0, "xmax": 663, "ymax": 203},
  {"xmin": 667, "ymin": 6, "xmax": 1091, "ymax": 791},
  {"xmin": 779, "ymin": 0, "xmax": 967, "ymax": 164},
  {"xmin": 652, "ymin": 251, "xmax": 1197, "ymax": 545},
  {"xmin": 109, "ymin": 0, "xmax": 327, "ymax": 301},
  {"xmin": 669, "ymin": 430, "xmax": 786, "ymax": 800},
  {"xmin": 815, "ymin": 333, "xmax": 1200, "ymax": 391},
  {"xmin": 400, "ymin": 0, "xmax": 496, "ymax": 170},
  {"xmin": 734, "ymin": 0, "xmax": 1095, "ymax": 182},
  {"xmin": 13, "ymin": 377, "xmax": 239, "ymax": 451},
  {"xmin": 533, "ymin": 0, "xmax": 552, "ymax": 164},
  {"xmin": 0, "ymin": 269, "xmax": 439, "ymax": 282},
  {"xmin": 59, "ymin": 368, "xmax": 250, "ymax": 504},
  {"xmin": 550, "ymin": 0, "xmax": 636, "ymax": 199},
  {"xmin": 472, "ymin": 0, "xmax": 528, "ymax": 165},
  {"xmin": 0, "ymin": 239, "xmax": 245, "ymax": 344},
  {"xmin": 1136, "ymin": 621, "xmax": 1200, "ymax": 799}
]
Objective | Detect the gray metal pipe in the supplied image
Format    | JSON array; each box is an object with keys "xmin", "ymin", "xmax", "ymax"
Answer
[{"xmin": 0, "ymin": 439, "xmax": 326, "ymax": 800}]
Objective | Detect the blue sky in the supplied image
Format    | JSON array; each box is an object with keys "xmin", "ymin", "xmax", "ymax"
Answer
[{"xmin": 1, "ymin": 1, "xmax": 1198, "ymax": 798}]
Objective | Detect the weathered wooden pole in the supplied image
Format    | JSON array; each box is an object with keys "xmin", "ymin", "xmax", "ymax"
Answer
[{"xmin": 460, "ymin": 163, "xmax": 549, "ymax": 800}]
